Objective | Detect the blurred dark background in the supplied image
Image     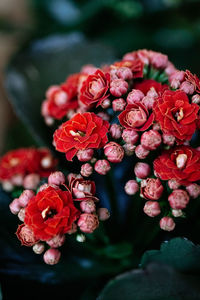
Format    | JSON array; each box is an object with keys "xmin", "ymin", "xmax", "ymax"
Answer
[
  {"xmin": 1, "ymin": 0, "xmax": 200, "ymax": 299},
  {"xmin": 1, "ymin": 0, "xmax": 200, "ymax": 154}
]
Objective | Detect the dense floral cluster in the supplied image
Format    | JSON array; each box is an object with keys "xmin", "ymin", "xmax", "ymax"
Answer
[
  {"xmin": 0, "ymin": 148, "xmax": 57, "ymax": 191},
  {"xmin": 42, "ymin": 49, "xmax": 200, "ymax": 233},
  {"xmin": 2, "ymin": 48, "xmax": 200, "ymax": 265},
  {"xmin": 9, "ymin": 171, "xmax": 109, "ymax": 264}
]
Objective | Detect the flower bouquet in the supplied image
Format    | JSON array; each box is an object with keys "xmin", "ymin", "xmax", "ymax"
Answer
[{"xmin": 2, "ymin": 35, "xmax": 200, "ymax": 298}]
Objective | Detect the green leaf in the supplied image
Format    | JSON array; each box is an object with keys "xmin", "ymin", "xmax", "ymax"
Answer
[
  {"xmin": 141, "ymin": 237, "xmax": 200, "ymax": 272},
  {"xmin": 97, "ymin": 263, "xmax": 200, "ymax": 300},
  {"xmin": 4, "ymin": 33, "xmax": 115, "ymax": 148}
]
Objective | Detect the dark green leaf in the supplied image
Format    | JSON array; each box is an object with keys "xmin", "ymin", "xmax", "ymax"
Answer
[
  {"xmin": 141, "ymin": 237, "xmax": 200, "ymax": 273},
  {"xmin": 97, "ymin": 263, "xmax": 200, "ymax": 300}
]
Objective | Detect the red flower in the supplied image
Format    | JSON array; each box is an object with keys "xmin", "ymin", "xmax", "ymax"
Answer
[
  {"xmin": 0, "ymin": 148, "xmax": 57, "ymax": 182},
  {"xmin": 79, "ymin": 69, "xmax": 110, "ymax": 107},
  {"xmin": 53, "ymin": 112, "xmax": 109, "ymax": 161},
  {"xmin": 185, "ymin": 70, "xmax": 200, "ymax": 94},
  {"xmin": 114, "ymin": 59, "xmax": 144, "ymax": 78},
  {"xmin": 134, "ymin": 79, "xmax": 168, "ymax": 95},
  {"xmin": 16, "ymin": 224, "xmax": 38, "ymax": 246},
  {"xmin": 24, "ymin": 186, "xmax": 80, "ymax": 241},
  {"xmin": 118, "ymin": 103, "xmax": 154, "ymax": 131},
  {"xmin": 153, "ymin": 146, "xmax": 200, "ymax": 185},
  {"xmin": 154, "ymin": 90, "xmax": 199, "ymax": 142}
]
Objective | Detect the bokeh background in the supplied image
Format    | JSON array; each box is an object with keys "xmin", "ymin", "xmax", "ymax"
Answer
[
  {"xmin": 1, "ymin": 0, "xmax": 200, "ymax": 299},
  {"xmin": 1, "ymin": 0, "xmax": 200, "ymax": 155}
]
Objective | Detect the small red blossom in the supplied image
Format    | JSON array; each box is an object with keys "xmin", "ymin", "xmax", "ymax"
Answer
[
  {"xmin": 24, "ymin": 186, "xmax": 80, "ymax": 241},
  {"xmin": 79, "ymin": 69, "xmax": 110, "ymax": 107},
  {"xmin": 53, "ymin": 112, "xmax": 109, "ymax": 161},
  {"xmin": 154, "ymin": 90, "xmax": 199, "ymax": 142},
  {"xmin": 118, "ymin": 103, "xmax": 154, "ymax": 131},
  {"xmin": 154, "ymin": 146, "xmax": 200, "ymax": 185}
]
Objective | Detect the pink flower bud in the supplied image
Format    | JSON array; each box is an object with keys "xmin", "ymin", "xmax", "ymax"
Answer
[
  {"xmin": 41, "ymin": 156, "xmax": 53, "ymax": 169},
  {"xmin": 101, "ymin": 98, "xmax": 111, "ymax": 109},
  {"xmin": 141, "ymin": 178, "xmax": 163, "ymax": 200},
  {"xmin": 41, "ymin": 99, "xmax": 49, "ymax": 117},
  {"xmin": 9, "ymin": 198, "xmax": 21, "ymax": 215},
  {"xmin": 192, "ymin": 94, "xmax": 200, "ymax": 104},
  {"xmin": 143, "ymin": 201, "xmax": 161, "ymax": 217},
  {"xmin": 23, "ymin": 174, "xmax": 40, "ymax": 190},
  {"xmin": 180, "ymin": 81, "xmax": 195, "ymax": 95},
  {"xmin": 146, "ymin": 87, "xmax": 158, "ymax": 98},
  {"xmin": 94, "ymin": 159, "xmax": 111, "ymax": 175},
  {"xmin": 38, "ymin": 183, "xmax": 50, "ymax": 192},
  {"xmin": 150, "ymin": 52, "xmax": 168, "ymax": 69},
  {"xmin": 76, "ymin": 149, "xmax": 94, "ymax": 162},
  {"xmin": 80, "ymin": 163, "xmax": 93, "ymax": 177},
  {"xmin": 104, "ymin": 142, "xmax": 124, "ymax": 163},
  {"xmin": 165, "ymin": 62, "xmax": 177, "ymax": 76},
  {"xmin": 80, "ymin": 200, "xmax": 96, "ymax": 213},
  {"xmin": 11, "ymin": 174, "xmax": 24, "ymax": 186},
  {"xmin": 127, "ymin": 89, "xmax": 144, "ymax": 104},
  {"xmin": 172, "ymin": 209, "xmax": 183, "ymax": 217},
  {"xmin": 124, "ymin": 180, "xmax": 139, "ymax": 195},
  {"xmin": 18, "ymin": 208, "xmax": 26, "ymax": 222},
  {"xmin": 141, "ymin": 130, "xmax": 162, "ymax": 150},
  {"xmin": 135, "ymin": 144, "xmax": 150, "ymax": 159},
  {"xmin": 16, "ymin": 224, "xmax": 38, "ymax": 246},
  {"xmin": 168, "ymin": 189, "xmax": 190, "ymax": 209},
  {"xmin": 110, "ymin": 79, "xmax": 128, "ymax": 97},
  {"xmin": 134, "ymin": 162, "xmax": 151, "ymax": 179},
  {"xmin": 186, "ymin": 183, "xmax": 200, "ymax": 199},
  {"xmin": 141, "ymin": 96, "xmax": 155, "ymax": 110},
  {"xmin": 81, "ymin": 64, "xmax": 97, "ymax": 75},
  {"xmin": 2, "ymin": 180, "xmax": 14, "ymax": 192},
  {"xmin": 47, "ymin": 234, "xmax": 66, "ymax": 248},
  {"xmin": 116, "ymin": 67, "xmax": 133, "ymax": 80},
  {"xmin": 168, "ymin": 179, "xmax": 180, "ymax": 190},
  {"xmin": 112, "ymin": 98, "xmax": 126, "ymax": 111},
  {"xmin": 33, "ymin": 243, "xmax": 45, "ymax": 254},
  {"xmin": 110, "ymin": 124, "xmax": 122, "ymax": 139},
  {"xmin": 170, "ymin": 70, "xmax": 185, "ymax": 82},
  {"xmin": 122, "ymin": 129, "xmax": 139, "ymax": 144},
  {"xmin": 123, "ymin": 143, "xmax": 136, "ymax": 156},
  {"xmin": 78, "ymin": 213, "xmax": 99, "ymax": 233},
  {"xmin": 48, "ymin": 171, "xmax": 65, "ymax": 186},
  {"xmin": 97, "ymin": 208, "xmax": 110, "ymax": 221},
  {"xmin": 18, "ymin": 189, "xmax": 35, "ymax": 207},
  {"xmin": 43, "ymin": 248, "xmax": 61, "ymax": 265},
  {"xmin": 45, "ymin": 116, "xmax": 54, "ymax": 126},
  {"xmin": 160, "ymin": 217, "xmax": 175, "ymax": 231},
  {"xmin": 162, "ymin": 133, "xmax": 175, "ymax": 146},
  {"xmin": 170, "ymin": 79, "xmax": 180, "ymax": 89}
]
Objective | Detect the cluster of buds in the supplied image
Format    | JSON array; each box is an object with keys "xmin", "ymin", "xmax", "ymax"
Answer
[
  {"xmin": 0, "ymin": 148, "xmax": 57, "ymax": 192},
  {"xmin": 9, "ymin": 171, "xmax": 110, "ymax": 265}
]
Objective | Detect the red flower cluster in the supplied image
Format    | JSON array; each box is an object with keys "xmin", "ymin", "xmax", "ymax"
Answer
[
  {"xmin": 10, "ymin": 171, "xmax": 110, "ymax": 264},
  {"xmin": 0, "ymin": 148, "xmax": 57, "ymax": 190}
]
